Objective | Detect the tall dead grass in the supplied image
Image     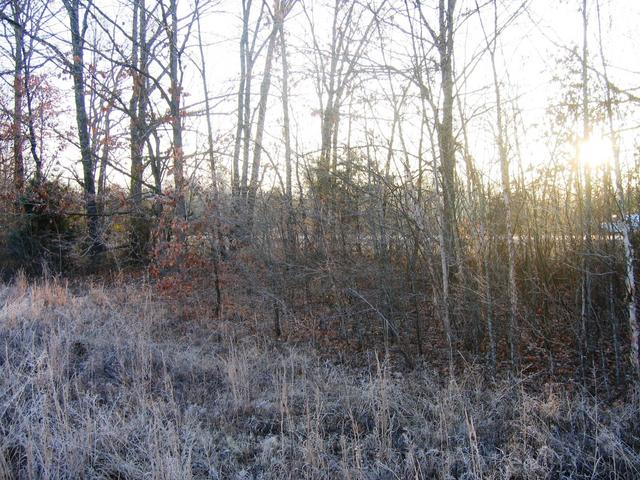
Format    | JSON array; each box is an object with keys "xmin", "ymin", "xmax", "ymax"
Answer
[{"xmin": 0, "ymin": 278, "xmax": 638, "ymax": 479}]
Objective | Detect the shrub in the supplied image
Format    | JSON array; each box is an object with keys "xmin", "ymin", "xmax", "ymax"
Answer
[{"xmin": 2, "ymin": 180, "xmax": 78, "ymax": 275}]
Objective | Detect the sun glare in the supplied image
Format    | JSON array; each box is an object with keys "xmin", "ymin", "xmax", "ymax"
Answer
[{"xmin": 579, "ymin": 135, "xmax": 612, "ymax": 169}]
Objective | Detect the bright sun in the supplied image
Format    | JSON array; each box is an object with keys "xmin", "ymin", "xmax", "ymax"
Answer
[{"xmin": 579, "ymin": 135, "xmax": 612, "ymax": 169}]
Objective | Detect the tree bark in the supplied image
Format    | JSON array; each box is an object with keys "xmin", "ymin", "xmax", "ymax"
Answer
[
  {"xmin": 232, "ymin": 0, "xmax": 251, "ymax": 200},
  {"xmin": 11, "ymin": 0, "xmax": 25, "ymax": 193},
  {"xmin": 596, "ymin": 0, "xmax": 640, "ymax": 381},
  {"xmin": 580, "ymin": 0, "xmax": 595, "ymax": 375},
  {"xmin": 437, "ymin": 0, "xmax": 458, "ymax": 282},
  {"xmin": 129, "ymin": 0, "xmax": 148, "ymax": 206},
  {"xmin": 480, "ymin": 0, "xmax": 519, "ymax": 367},
  {"xmin": 63, "ymin": 0, "xmax": 102, "ymax": 256},
  {"xmin": 167, "ymin": 0, "xmax": 186, "ymax": 218},
  {"xmin": 279, "ymin": 16, "xmax": 295, "ymax": 255},
  {"xmin": 196, "ymin": 4, "xmax": 217, "ymax": 193},
  {"xmin": 246, "ymin": 15, "xmax": 278, "ymax": 223}
]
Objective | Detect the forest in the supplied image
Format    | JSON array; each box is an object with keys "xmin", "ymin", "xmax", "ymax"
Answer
[{"xmin": 0, "ymin": 0, "xmax": 640, "ymax": 478}]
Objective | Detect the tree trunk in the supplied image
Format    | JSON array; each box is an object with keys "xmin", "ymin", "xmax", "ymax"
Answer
[
  {"xmin": 12, "ymin": 0, "xmax": 24, "ymax": 193},
  {"xmin": 494, "ymin": 57, "xmax": 519, "ymax": 367},
  {"xmin": 482, "ymin": 0, "xmax": 519, "ymax": 367},
  {"xmin": 596, "ymin": 0, "xmax": 640, "ymax": 380},
  {"xmin": 64, "ymin": 0, "xmax": 102, "ymax": 256},
  {"xmin": 437, "ymin": 0, "xmax": 458, "ymax": 283},
  {"xmin": 168, "ymin": 0, "xmax": 186, "ymax": 218},
  {"xmin": 247, "ymin": 18, "xmax": 278, "ymax": 223},
  {"xmin": 580, "ymin": 0, "xmax": 594, "ymax": 376},
  {"xmin": 130, "ymin": 0, "xmax": 147, "ymax": 206},
  {"xmin": 232, "ymin": 0, "xmax": 251, "ymax": 200},
  {"xmin": 97, "ymin": 111, "xmax": 110, "ymax": 201},
  {"xmin": 279, "ymin": 18, "xmax": 295, "ymax": 256},
  {"xmin": 196, "ymin": 7, "xmax": 217, "ymax": 193}
]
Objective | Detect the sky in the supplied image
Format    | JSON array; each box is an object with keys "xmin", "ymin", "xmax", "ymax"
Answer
[
  {"xmin": 189, "ymin": 0, "xmax": 640, "ymax": 186},
  {"xmin": 4, "ymin": 0, "xmax": 640, "ymax": 192}
]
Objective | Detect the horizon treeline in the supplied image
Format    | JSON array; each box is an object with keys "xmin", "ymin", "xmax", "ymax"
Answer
[{"xmin": 1, "ymin": 0, "xmax": 639, "ymax": 388}]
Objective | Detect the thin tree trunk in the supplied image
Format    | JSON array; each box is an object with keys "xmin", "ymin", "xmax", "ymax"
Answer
[
  {"xmin": 97, "ymin": 111, "xmax": 110, "ymax": 201},
  {"xmin": 437, "ymin": 0, "xmax": 458, "ymax": 283},
  {"xmin": 482, "ymin": 1, "xmax": 519, "ymax": 367},
  {"xmin": 23, "ymin": 52, "xmax": 42, "ymax": 183},
  {"xmin": 168, "ymin": 0, "xmax": 186, "ymax": 218},
  {"xmin": 196, "ymin": 6, "xmax": 217, "ymax": 193},
  {"xmin": 247, "ymin": 18, "xmax": 279, "ymax": 223},
  {"xmin": 240, "ymin": 51, "xmax": 253, "ymax": 206},
  {"xmin": 426, "ymin": 102, "xmax": 454, "ymax": 371},
  {"xmin": 11, "ymin": 0, "xmax": 41, "ymax": 184},
  {"xmin": 129, "ymin": 0, "xmax": 146, "ymax": 205},
  {"xmin": 12, "ymin": 0, "xmax": 24, "ymax": 193},
  {"xmin": 595, "ymin": 0, "xmax": 640, "ymax": 380},
  {"xmin": 64, "ymin": 0, "xmax": 102, "ymax": 256},
  {"xmin": 196, "ymin": 3, "xmax": 223, "ymax": 315},
  {"xmin": 494, "ymin": 62, "xmax": 519, "ymax": 368},
  {"xmin": 457, "ymin": 91, "xmax": 496, "ymax": 370},
  {"xmin": 279, "ymin": 18, "xmax": 295, "ymax": 256},
  {"xmin": 232, "ymin": 0, "xmax": 251, "ymax": 200},
  {"xmin": 580, "ymin": 0, "xmax": 595, "ymax": 374}
]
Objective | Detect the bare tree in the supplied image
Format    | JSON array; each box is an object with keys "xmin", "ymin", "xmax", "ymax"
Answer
[
  {"xmin": 595, "ymin": 0, "xmax": 639, "ymax": 381},
  {"xmin": 477, "ymin": 0, "xmax": 522, "ymax": 367},
  {"xmin": 62, "ymin": 0, "xmax": 103, "ymax": 256},
  {"xmin": 247, "ymin": 0, "xmax": 297, "ymax": 224},
  {"xmin": 129, "ymin": 0, "xmax": 149, "ymax": 206},
  {"xmin": 10, "ymin": 0, "xmax": 24, "ymax": 192},
  {"xmin": 578, "ymin": 0, "xmax": 595, "ymax": 377},
  {"xmin": 303, "ymin": 0, "xmax": 385, "ymax": 198},
  {"xmin": 278, "ymin": 3, "xmax": 295, "ymax": 255},
  {"xmin": 162, "ymin": 0, "xmax": 186, "ymax": 218}
]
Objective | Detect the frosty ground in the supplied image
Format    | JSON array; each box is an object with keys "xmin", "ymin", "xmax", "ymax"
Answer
[{"xmin": 0, "ymin": 277, "xmax": 638, "ymax": 479}]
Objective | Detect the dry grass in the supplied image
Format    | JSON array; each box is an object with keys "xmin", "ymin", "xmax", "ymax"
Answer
[{"xmin": 0, "ymin": 278, "xmax": 639, "ymax": 479}]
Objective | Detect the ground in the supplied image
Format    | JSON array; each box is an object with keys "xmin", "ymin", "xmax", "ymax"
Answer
[{"xmin": 0, "ymin": 276, "xmax": 639, "ymax": 479}]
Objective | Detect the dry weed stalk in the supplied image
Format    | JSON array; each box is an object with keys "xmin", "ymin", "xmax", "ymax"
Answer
[{"xmin": 0, "ymin": 279, "xmax": 638, "ymax": 479}]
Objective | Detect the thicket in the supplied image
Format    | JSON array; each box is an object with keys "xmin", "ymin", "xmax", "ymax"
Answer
[
  {"xmin": 1, "ymin": 279, "xmax": 639, "ymax": 479},
  {"xmin": 0, "ymin": 0, "xmax": 638, "ymax": 401}
]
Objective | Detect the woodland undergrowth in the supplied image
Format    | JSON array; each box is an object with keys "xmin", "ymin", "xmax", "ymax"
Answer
[{"xmin": 0, "ymin": 276, "xmax": 639, "ymax": 479}]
